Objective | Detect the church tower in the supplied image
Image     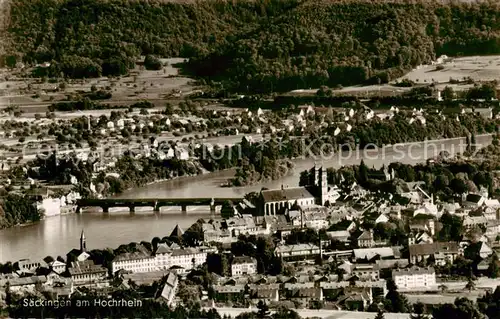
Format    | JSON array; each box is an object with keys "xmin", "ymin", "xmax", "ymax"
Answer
[
  {"xmin": 320, "ymin": 167, "xmax": 328, "ymax": 206},
  {"xmin": 80, "ymin": 229, "xmax": 86, "ymax": 252}
]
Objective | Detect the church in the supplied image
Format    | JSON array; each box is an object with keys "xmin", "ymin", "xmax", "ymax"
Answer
[{"xmin": 260, "ymin": 165, "xmax": 340, "ymax": 215}]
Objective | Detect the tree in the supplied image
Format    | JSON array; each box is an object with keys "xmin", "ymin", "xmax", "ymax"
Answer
[
  {"xmin": 411, "ymin": 302, "xmax": 429, "ymax": 319},
  {"xmin": 256, "ymin": 301, "xmax": 271, "ymax": 319},
  {"xmin": 385, "ymin": 279, "xmax": 409, "ymax": 313},
  {"xmin": 487, "ymin": 253, "xmax": 500, "ymax": 278},
  {"xmin": 439, "ymin": 284, "xmax": 448, "ymax": 293},
  {"xmin": 299, "ymin": 170, "xmax": 310, "ymax": 186},
  {"xmin": 359, "ymin": 159, "xmax": 368, "ymax": 183},
  {"xmin": 450, "ymin": 178, "xmax": 468, "ymax": 195},
  {"xmin": 273, "ymin": 306, "xmax": 301, "ymax": 319},
  {"xmin": 165, "ymin": 103, "xmax": 174, "ymax": 115},
  {"xmin": 374, "ymin": 310, "xmax": 385, "ymax": 319},
  {"xmin": 441, "ymin": 86, "xmax": 455, "ymax": 101},
  {"xmin": 438, "ymin": 213, "xmax": 464, "ymax": 242},
  {"xmin": 144, "ymin": 55, "xmax": 162, "ymax": 70},
  {"xmin": 466, "ymin": 276, "xmax": 476, "ymax": 292},
  {"xmin": 220, "ymin": 200, "xmax": 235, "ymax": 219}
]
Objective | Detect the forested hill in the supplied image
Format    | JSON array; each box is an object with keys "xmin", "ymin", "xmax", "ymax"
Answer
[{"xmin": 4, "ymin": 0, "xmax": 500, "ymax": 92}]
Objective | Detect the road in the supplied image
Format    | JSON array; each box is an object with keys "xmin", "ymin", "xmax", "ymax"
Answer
[
  {"xmin": 437, "ymin": 277, "xmax": 500, "ymax": 291},
  {"xmin": 205, "ymin": 307, "xmax": 411, "ymax": 319}
]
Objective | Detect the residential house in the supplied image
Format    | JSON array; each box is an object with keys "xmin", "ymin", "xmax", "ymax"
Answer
[
  {"xmin": 409, "ymin": 242, "xmax": 461, "ymax": 266},
  {"xmin": 342, "ymin": 288, "xmax": 373, "ymax": 311},
  {"xmin": 231, "ymin": 256, "xmax": 257, "ymax": 276},
  {"xmin": 408, "ymin": 232, "xmax": 433, "ymax": 245},
  {"xmin": 337, "ymin": 260, "xmax": 354, "ymax": 276},
  {"xmin": 392, "ymin": 266, "xmax": 436, "ymax": 291},
  {"xmin": 248, "ymin": 284, "xmax": 280, "ymax": 304},
  {"xmin": 357, "ymin": 230, "xmax": 375, "ymax": 248},
  {"xmin": 68, "ymin": 260, "xmax": 108, "ymax": 286},
  {"xmin": 213, "ymin": 284, "xmax": 246, "ymax": 302},
  {"xmin": 158, "ymin": 272, "xmax": 178, "ymax": 306},
  {"xmin": 463, "ymin": 216, "xmax": 488, "ymax": 230},
  {"xmin": 465, "ymin": 241, "xmax": 493, "ymax": 259},
  {"xmin": 283, "ymin": 282, "xmax": 323, "ymax": 302},
  {"xmin": 375, "ymin": 214, "xmax": 389, "ymax": 224},
  {"xmin": 409, "ymin": 216, "xmax": 436, "ymax": 236},
  {"xmin": 326, "ymin": 230, "xmax": 350, "ymax": 244},
  {"xmin": 353, "ymin": 247, "xmax": 401, "ymax": 262},
  {"xmin": 0, "ymin": 275, "xmax": 48, "ymax": 293},
  {"xmin": 49, "ymin": 260, "xmax": 67, "ymax": 274},
  {"xmin": 351, "ymin": 264, "xmax": 380, "ymax": 281},
  {"xmin": 486, "ymin": 220, "xmax": 500, "ymax": 239},
  {"xmin": 463, "ymin": 194, "xmax": 486, "ymax": 209}
]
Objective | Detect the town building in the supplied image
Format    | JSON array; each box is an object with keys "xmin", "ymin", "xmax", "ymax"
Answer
[
  {"xmin": 0, "ymin": 275, "xmax": 48, "ymax": 293},
  {"xmin": 158, "ymin": 272, "xmax": 178, "ymax": 306},
  {"xmin": 17, "ymin": 259, "xmax": 45, "ymax": 275},
  {"xmin": 357, "ymin": 230, "xmax": 375, "ymax": 248},
  {"xmin": 112, "ymin": 251, "xmax": 157, "ymax": 274},
  {"xmin": 392, "ymin": 266, "xmax": 436, "ymax": 290},
  {"xmin": 231, "ymin": 256, "xmax": 258, "ymax": 276},
  {"xmin": 155, "ymin": 245, "xmax": 208, "ymax": 274},
  {"xmin": 68, "ymin": 260, "xmax": 108, "ymax": 286},
  {"xmin": 49, "ymin": 260, "xmax": 66, "ymax": 274},
  {"xmin": 351, "ymin": 264, "xmax": 380, "ymax": 281},
  {"xmin": 409, "ymin": 242, "xmax": 461, "ymax": 266},
  {"xmin": 274, "ymin": 243, "xmax": 321, "ymax": 260}
]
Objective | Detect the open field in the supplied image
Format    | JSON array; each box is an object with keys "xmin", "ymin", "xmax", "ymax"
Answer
[
  {"xmin": 0, "ymin": 58, "xmax": 198, "ymax": 112},
  {"xmin": 288, "ymin": 55, "xmax": 500, "ymax": 97},
  {"xmin": 400, "ymin": 55, "xmax": 500, "ymax": 84}
]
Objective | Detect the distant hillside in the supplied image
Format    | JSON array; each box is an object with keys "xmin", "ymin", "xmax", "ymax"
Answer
[{"xmin": 4, "ymin": 0, "xmax": 500, "ymax": 92}]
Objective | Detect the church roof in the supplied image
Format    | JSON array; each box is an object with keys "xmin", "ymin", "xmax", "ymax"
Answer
[
  {"xmin": 170, "ymin": 224, "xmax": 184, "ymax": 238},
  {"xmin": 261, "ymin": 187, "xmax": 314, "ymax": 203}
]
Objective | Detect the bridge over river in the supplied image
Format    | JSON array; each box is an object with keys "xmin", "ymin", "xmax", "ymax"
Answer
[{"xmin": 76, "ymin": 197, "xmax": 244, "ymax": 213}]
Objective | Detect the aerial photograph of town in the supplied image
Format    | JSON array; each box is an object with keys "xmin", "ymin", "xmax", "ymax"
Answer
[{"xmin": 2, "ymin": 0, "xmax": 500, "ymax": 318}]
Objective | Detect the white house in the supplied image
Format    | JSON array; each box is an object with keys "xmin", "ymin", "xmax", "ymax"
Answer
[
  {"xmin": 463, "ymin": 194, "xmax": 486, "ymax": 209},
  {"xmin": 154, "ymin": 244, "xmax": 208, "ymax": 274},
  {"xmin": 69, "ymin": 260, "xmax": 107, "ymax": 286},
  {"xmin": 477, "ymin": 242, "xmax": 493, "ymax": 259},
  {"xmin": 375, "ymin": 214, "xmax": 389, "ymax": 224},
  {"xmin": 392, "ymin": 266, "xmax": 436, "ymax": 291},
  {"xmin": 49, "ymin": 260, "xmax": 67, "ymax": 274},
  {"xmin": 111, "ymin": 251, "xmax": 156, "ymax": 274},
  {"xmin": 231, "ymin": 256, "xmax": 258, "ymax": 276},
  {"xmin": 351, "ymin": 264, "xmax": 380, "ymax": 281},
  {"xmin": 37, "ymin": 198, "xmax": 62, "ymax": 217},
  {"xmin": 116, "ymin": 119, "xmax": 125, "ymax": 129},
  {"xmin": 159, "ymin": 272, "xmax": 178, "ymax": 306},
  {"xmin": 175, "ymin": 148, "xmax": 189, "ymax": 160}
]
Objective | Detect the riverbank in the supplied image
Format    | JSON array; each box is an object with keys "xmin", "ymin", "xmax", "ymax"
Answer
[
  {"xmin": 119, "ymin": 133, "xmax": 493, "ymax": 195},
  {"xmin": 0, "ymin": 134, "xmax": 493, "ymax": 262}
]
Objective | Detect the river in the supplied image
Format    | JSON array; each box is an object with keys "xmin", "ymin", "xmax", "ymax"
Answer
[{"xmin": 0, "ymin": 135, "xmax": 491, "ymax": 262}]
